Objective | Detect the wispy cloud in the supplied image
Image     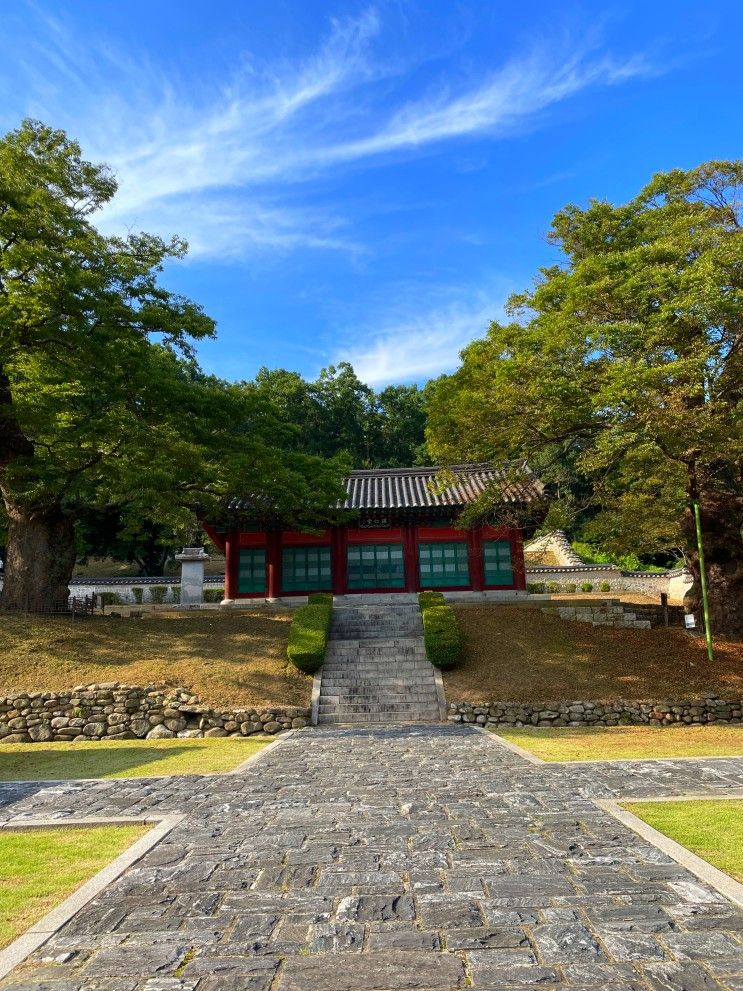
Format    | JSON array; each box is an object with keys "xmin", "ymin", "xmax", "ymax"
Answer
[
  {"xmin": 0, "ymin": 6, "xmax": 659, "ymax": 260},
  {"xmin": 335, "ymin": 283, "xmax": 510, "ymax": 384}
]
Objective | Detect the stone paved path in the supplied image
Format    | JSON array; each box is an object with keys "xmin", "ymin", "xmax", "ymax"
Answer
[{"xmin": 1, "ymin": 725, "xmax": 743, "ymax": 990}]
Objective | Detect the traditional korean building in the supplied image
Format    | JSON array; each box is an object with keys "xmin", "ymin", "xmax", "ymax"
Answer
[{"xmin": 204, "ymin": 464, "xmax": 543, "ymax": 602}]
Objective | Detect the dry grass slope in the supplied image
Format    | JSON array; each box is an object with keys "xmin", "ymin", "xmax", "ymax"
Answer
[
  {"xmin": 446, "ymin": 604, "xmax": 743, "ymax": 703},
  {"xmin": 0, "ymin": 611, "xmax": 309, "ymax": 708}
]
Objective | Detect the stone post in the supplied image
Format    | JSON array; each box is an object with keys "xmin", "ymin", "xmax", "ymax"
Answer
[{"xmin": 175, "ymin": 546, "xmax": 210, "ymax": 605}]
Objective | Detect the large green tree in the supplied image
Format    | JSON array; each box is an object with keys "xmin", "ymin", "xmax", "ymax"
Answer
[
  {"xmin": 427, "ymin": 162, "xmax": 743, "ymax": 633},
  {"xmin": 0, "ymin": 121, "xmax": 345, "ymax": 611},
  {"xmin": 252, "ymin": 364, "xmax": 429, "ymax": 467}
]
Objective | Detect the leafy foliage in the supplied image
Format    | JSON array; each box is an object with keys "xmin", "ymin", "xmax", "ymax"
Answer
[
  {"xmin": 426, "ymin": 161, "xmax": 743, "ymax": 628},
  {"xmin": 286, "ymin": 602, "xmax": 332, "ymax": 674},
  {"xmin": 418, "ymin": 590, "xmax": 445, "ymax": 611},
  {"xmin": 421, "ymin": 604, "xmax": 461, "ymax": 670},
  {"xmin": 0, "ymin": 121, "xmax": 347, "ymax": 608},
  {"xmin": 252, "ymin": 363, "xmax": 429, "ymax": 468}
]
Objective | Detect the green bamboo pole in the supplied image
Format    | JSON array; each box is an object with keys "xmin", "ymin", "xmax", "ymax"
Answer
[{"xmin": 693, "ymin": 501, "xmax": 714, "ymax": 663}]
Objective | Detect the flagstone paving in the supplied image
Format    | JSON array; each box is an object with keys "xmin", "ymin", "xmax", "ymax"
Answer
[{"xmin": 1, "ymin": 725, "xmax": 743, "ymax": 990}]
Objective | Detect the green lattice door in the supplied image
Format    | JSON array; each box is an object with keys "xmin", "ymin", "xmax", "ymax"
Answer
[
  {"xmin": 281, "ymin": 546, "xmax": 332, "ymax": 593},
  {"xmin": 418, "ymin": 541, "xmax": 470, "ymax": 587},
  {"xmin": 483, "ymin": 540, "xmax": 514, "ymax": 585},
  {"xmin": 237, "ymin": 548, "xmax": 266, "ymax": 594},
  {"xmin": 347, "ymin": 544, "xmax": 405, "ymax": 590}
]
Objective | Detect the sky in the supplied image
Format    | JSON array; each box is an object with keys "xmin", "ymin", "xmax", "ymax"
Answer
[{"xmin": 1, "ymin": 1, "xmax": 741, "ymax": 387}]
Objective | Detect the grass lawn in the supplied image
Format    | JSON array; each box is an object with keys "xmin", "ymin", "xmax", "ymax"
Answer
[
  {"xmin": 494, "ymin": 725, "xmax": 743, "ymax": 762},
  {"xmin": 0, "ymin": 736, "xmax": 269, "ymax": 781},
  {"xmin": 0, "ymin": 610, "xmax": 309, "ymax": 708},
  {"xmin": 624, "ymin": 800, "xmax": 743, "ymax": 883},
  {"xmin": 0, "ymin": 825, "xmax": 148, "ymax": 949},
  {"xmin": 447, "ymin": 604, "xmax": 743, "ymax": 703}
]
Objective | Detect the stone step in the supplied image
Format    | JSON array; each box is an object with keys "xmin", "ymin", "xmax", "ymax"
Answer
[
  {"xmin": 319, "ymin": 702, "xmax": 439, "ymax": 718},
  {"xmin": 318, "ymin": 712, "xmax": 441, "ymax": 726},
  {"xmin": 320, "ymin": 689, "xmax": 437, "ymax": 698},
  {"xmin": 320, "ymin": 674, "xmax": 435, "ymax": 684},
  {"xmin": 317, "ymin": 711, "xmax": 440, "ymax": 724}
]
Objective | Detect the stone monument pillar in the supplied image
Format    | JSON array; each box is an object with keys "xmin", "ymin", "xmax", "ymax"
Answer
[{"xmin": 175, "ymin": 546, "xmax": 210, "ymax": 606}]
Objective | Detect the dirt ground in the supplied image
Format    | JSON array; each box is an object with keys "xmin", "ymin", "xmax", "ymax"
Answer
[
  {"xmin": 0, "ymin": 610, "xmax": 309, "ymax": 708},
  {"xmin": 445, "ymin": 603, "xmax": 743, "ymax": 703}
]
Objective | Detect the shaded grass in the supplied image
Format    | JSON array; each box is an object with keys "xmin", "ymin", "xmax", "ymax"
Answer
[
  {"xmin": 0, "ymin": 737, "xmax": 269, "ymax": 781},
  {"xmin": 446, "ymin": 604, "xmax": 743, "ymax": 703},
  {"xmin": 0, "ymin": 825, "xmax": 148, "ymax": 949},
  {"xmin": 624, "ymin": 800, "xmax": 743, "ymax": 882},
  {"xmin": 494, "ymin": 725, "xmax": 743, "ymax": 762},
  {"xmin": 0, "ymin": 611, "xmax": 310, "ymax": 708}
]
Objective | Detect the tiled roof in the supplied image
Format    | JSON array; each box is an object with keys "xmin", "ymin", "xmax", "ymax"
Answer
[{"xmin": 341, "ymin": 464, "xmax": 543, "ymax": 510}]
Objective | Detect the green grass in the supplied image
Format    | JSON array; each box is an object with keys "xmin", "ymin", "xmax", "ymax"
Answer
[
  {"xmin": 0, "ymin": 825, "xmax": 148, "ymax": 949},
  {"xmin": 624, "ymin": 800, "xmax": 743, "ymax": 882},
  {"xmin": 0, "ymin": 736, "xmax": 269, "ymax": 781},
  {"xmin": 494, "ymin": 725, "xmax": 743, "ymax": 761}
]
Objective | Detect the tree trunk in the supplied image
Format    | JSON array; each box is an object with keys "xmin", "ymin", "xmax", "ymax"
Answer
[
  {"xmin": 0, "ymin": 503, "xmax": 77, "ymax": 612},
  {"xmin": 683, "ymin": 491, "xmax": 743, "ymax": 636}
]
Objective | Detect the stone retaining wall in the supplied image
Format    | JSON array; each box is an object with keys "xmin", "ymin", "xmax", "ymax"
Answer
[
  {"xmin": 0, "ymin": 684, "xmax": 310, "ymax": 744},
  {"xmin": 449, "ymin": 697, "xmax": 742, "ymax": 728},
  {"xmin": 540, "ymin": 601, "xmax": 686, "ymax": 630}
]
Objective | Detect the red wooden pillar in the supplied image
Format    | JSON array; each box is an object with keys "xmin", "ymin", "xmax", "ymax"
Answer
[
  {"xmin": 468, "ymin": 526, "xmax": 485, "ymax": 591},
  {"xmin": 404, "ymin": 522, "xmax": 419, "ymax": 592},
  {"xmin": 512, "ymin": 528, "xmax": 527, "ymax": 590},
  {"xmin": 266, "ymin": 530, "xmax": 281, "ymax": 600},
  {"xmin": 224, "ymin": 529, "xmax": 239, "ymax": 600},
  {"xmin": 331, "ymin": 526, "xmax": 347, "ymax": 595}
]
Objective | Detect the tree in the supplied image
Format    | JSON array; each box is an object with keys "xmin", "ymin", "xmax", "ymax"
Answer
[
  {"xmin": 427, "ymin": 162, "xmax": 743, "ymax": 633},
  {"xmin": 252, "ymin": 364, "xmax": 429, "ymax": 467},
  {"xmin": 0, "ymin": 121, "xmax": 346, "ymax": 611}
]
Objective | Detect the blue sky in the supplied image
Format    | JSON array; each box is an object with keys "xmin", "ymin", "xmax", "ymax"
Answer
[{"xmin": 1, "ymin": 2, "xmax": 741, "ymax": 386}]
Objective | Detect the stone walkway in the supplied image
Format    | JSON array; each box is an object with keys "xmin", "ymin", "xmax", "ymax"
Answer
[{"xmin": 1, "ymin": 725, "xmax": 743, "ymax": 990}]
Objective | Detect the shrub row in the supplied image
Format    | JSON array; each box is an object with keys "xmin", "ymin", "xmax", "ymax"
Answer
[
  {"xmin": 99, "ymin": 587, "xmax": 185, "ymax": 606},
  {"xmin": 418, "ymin": 591, "xmax": 460, "ymax": 670},
  {"xmin": 527, "ymin": 580, "xmax": 611, "ymax": 595},
  {"xmin": 286, "ymin": 596, "xmax": 333, "ymax": 674}
]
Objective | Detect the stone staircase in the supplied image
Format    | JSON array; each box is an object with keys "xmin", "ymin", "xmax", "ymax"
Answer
[{"xmin": 316, "ymin": 603, "xmax": 444, "ymax": 725}]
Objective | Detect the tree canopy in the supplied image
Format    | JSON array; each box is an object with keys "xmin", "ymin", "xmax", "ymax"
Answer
[
  {"xmin": 253, "ymin": 362, "xmax": 428, "ymax": 468},
  {"xmin": 427, "ymin": 161, "xmax": 743, "ymax": 632},
  {"xmin": 0, "ymin": 120, "xmax": 345, "ymax": 610}
]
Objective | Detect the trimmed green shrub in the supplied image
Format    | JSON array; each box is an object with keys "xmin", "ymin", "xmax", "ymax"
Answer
[
  {"xmin": 171, "ymin": 587, "xmax": 181, "ymax": 604},
  {"xmin": 527, "ymin": 582, "xmax": 546, "ymax": 594},
  {"xmin": 546, "ymin": 581, "xmax": 561, "ymax": 594},
  {"xmin": 580, "ymin": 582, "xmax": 594, "ymax": 593},
  {"xmin": 203, "ymin": 588, "xmax": 224, "ymax": 603},
  {"xmin": 308, "ymin": 592, "xmax": 333, "ymax": 606},
  {"xmin": 422, "ymin": 605, "xmax": 461, "ymax": 670},
  {"xmin": 149, "ymin": 585, "xmax": 167, "ymax": 604},
  {"xmin": 131, "ymin": 587, "xmax": 144, "ymax": 604},
  {"xmin": 99, "ymin": 591, "xmax": 122, "ymax": 606},
  {"xmin": 418, "ymin": 590, "xmax": 445, "ymax": 611},
  {"xmin": 287, "ymin": 602, "xmax": 332, "ymax": 674},
  {"xmin": 563, "ymin": 582, "xmax": 577, "ymax": 594},
  {"xmin": 599, "ymin": 580, "xmax": 611, "ymax": 593}
]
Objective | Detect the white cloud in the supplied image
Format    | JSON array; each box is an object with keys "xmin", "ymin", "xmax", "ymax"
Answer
[
  {"xmin": 336, "ymin": 288, "xmax": 508, "ymax": 384},
  {"xmin": 0, "ymin": 7, "xmax": 659, "ymax": 260}
]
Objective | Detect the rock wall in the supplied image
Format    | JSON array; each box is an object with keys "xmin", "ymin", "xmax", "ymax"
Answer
[
  {"xmin": 0, "ymin": 684, "xmax": 310, "ymax": 744},
  {"xmin": 449, "ymin": 697, "xmax": 742, "ymax": 728},
  {"xmin": 526, "ymin": 565, "xmax": 693, "ymax": 601},
  {"xmin": 540, "ymin": 601, "xmax": 686, "ymax": 629}
]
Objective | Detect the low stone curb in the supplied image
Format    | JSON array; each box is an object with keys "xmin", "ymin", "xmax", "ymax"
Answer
[
  {"xmin": 0, "ymin": 814, "xmax": 185, "ymax": 981},
  {"xmin": 594, "ymin": 797, "xmax": 743, "ymax": 910}
]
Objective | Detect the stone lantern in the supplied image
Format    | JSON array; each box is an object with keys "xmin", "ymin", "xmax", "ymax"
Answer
[{"xmin": 175, "ymin": 546, "xmax": 210, "ymax": 605}]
